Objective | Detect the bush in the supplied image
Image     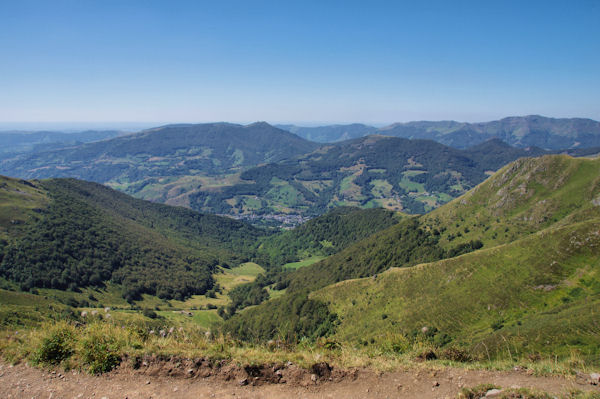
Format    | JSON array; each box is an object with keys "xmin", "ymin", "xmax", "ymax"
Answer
[
  {"xmin": 79, "ymin": 325, "xmax": 123, "ymax": 374},
  {"xmin": 33, "ymin": 322, "xmax": 75, "ymax": 365},
  {"xmin": 142, "ymin": 309, "xmax": 158, "ymax": 319}
]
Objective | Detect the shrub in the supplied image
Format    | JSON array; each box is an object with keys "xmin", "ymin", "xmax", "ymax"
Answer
[
  {"xmin": 79, "ymin": 325, "xmax": 123, "ymax": 374},
  {"xmin": 33, "ymin": 322, "xmax": 75, "ymax": 365},
  {"xmin": 142, "ymin": 309, "xmax": 158, "ymax": 319}
]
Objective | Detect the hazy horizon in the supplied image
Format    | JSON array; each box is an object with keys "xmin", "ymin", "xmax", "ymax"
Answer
[{"xmin": 1, "ymin": 113, "xmax": 600, "ymax": 133}]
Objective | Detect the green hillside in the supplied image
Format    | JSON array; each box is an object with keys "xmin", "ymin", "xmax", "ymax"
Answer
[
  {"xmin": 0, "ymin": 123, "xmax": 319, "ymax": 210},
  {"xmin": 313, "ymin": 218, "xmax": 600, "ymax": 362},
  {"xmin": 191, "ymin": 135, "xmax": 547, "ymax": 217},
  {"xmin": 0, "ymin": 177, "xmax": 265, "ymax": 301},
  {"xmin": 223, "ymin": 155, "xmax": 600, "ymax": 363},
  {"xmin": 257, "ymin": 207, "xmax": 401, "ymax": 266}
]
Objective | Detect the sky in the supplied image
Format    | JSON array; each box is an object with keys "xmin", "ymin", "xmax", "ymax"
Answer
[{"xmin": 1, "ymin": 0, "xmax": 599, "ymax": 127}]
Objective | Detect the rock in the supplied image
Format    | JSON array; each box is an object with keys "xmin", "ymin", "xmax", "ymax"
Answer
[
  {"xmin": 485, "ymin": 389, "xmax": 503, "ymax": 397},
  {"xmin": 590, "ymin": 373, "xmax": 600, "ymax": 385},
  {"xmin": 145, "ymin": 380, "xmax": 150, "ymax": 385},
  {"xmin": 310, "ymin": 374, "xmax": 317, "ymax": 382},
  {"xmin": 239, "ymin": 378, "xmax": 248, "ymax": 386},
  {"xmin": 311, "ymin": 362, "xmax": 332, "ymax": 378},
  {"xmin": 432, "ymin": 381, "xmax": 439, "ymax": 387}
]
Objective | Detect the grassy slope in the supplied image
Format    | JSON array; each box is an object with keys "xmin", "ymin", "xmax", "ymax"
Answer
[
  {"xmin": 256, "ymin": 207, "xmax": 401, "ymax": 267},
  {"xmin": 422, "ymin": 155, "xmax": 600, "ymax": 250},
  {"xmin": 0, "ymin": 176, "xmax": 48, "ymax": 241},
  {"xmin": 225, "ymin": 155, "xmax": 600, "ymax": 362},
  {"xmin": 308, "ymin": 155, "xmax": 600, "ymax": 361},
  {"xmin": 313, "ymin": 218, "xmax": 600, "ymax": 361}
]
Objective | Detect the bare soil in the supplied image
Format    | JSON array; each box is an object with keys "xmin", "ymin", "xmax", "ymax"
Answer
[{"xmin": 1, "ymin": 358, "xmax": 599, "ymax": 399}]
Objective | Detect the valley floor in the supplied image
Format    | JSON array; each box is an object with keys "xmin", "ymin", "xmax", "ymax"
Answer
[{"xmin": 2, "ymin": 361, "xmax": 599, "ymax": 399}]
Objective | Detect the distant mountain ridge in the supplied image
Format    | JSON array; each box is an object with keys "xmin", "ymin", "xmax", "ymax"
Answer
[
  {"xmin": 0, "ymin": 122, "xmax": 319, "ymax": 183},
  {"xmin": 279, "ymin": 115, "xmax": 600, "ymax": 149},
  {"xmin": 0, "ymin": 130, "xmax": 124, "ymax": 155},
  {"xmin": 275, "ymin": 123, "xmax": 377, "ymax": 143}
]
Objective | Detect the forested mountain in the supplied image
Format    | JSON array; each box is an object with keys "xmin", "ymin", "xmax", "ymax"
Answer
[
  {"xmin": 0, "ymin": 130, "xmax": 123, "ymax": 156},
  {"xmin": 0, "ymin": 176, "xmax": 265, "ymax": 301},
  {"xmin": 191, "ymin": 135, "xmax": 548, "ymax": 216},
  {"xmin": 0, "ymin": 122, "xmax": 318, "ymax": 184},
  {"xmin": 279, "ymin": 116, "xmax": 600, "ymax": 149},
  {"xmin": 223, "ymin": 155, "xmax": 600, "ymax": 363},
  {"xmin": 1, "ymin": 120, "xmax": 596, "ymax": 225}
]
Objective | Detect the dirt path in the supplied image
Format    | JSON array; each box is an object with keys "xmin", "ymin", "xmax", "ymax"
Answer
[{"xmin": 1, "ymin": 361, "xmax": 598, "ymax": 399}]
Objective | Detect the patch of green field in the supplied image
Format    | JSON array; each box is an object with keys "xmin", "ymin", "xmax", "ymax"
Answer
[
  {"xmin": 284, "ymin": 256, "xmax": 326, "ymax": 270},
  {"xmin": 227, "ymin": 262, "xmax": 265, "ymax": 277},
  {"xmin": 398, "ymin": 173, "xmax": 425, "ymax": 193},
  {"xmin": 402, "ymin": 170, "xmax": 426, "ymax": 177},
  {"xmin": 269, "ymin": 177, "xmax": 287, "ymax": 186},
  {"xmin": 267, "ymin": 287, "xmax": 287, "ymax": 300},
  {"xmin": 266, "ymin": 184, "xmax": 302, "ymax": 206},
  {"xmin": 339, "ymin": 175, "xmax": 354, "ymax": 192},
  {"xmin": 241, "ymin": 196, "xmax": 262, "ymax": 210},
  {"xmin": 370, "ymin": 179, "xmax": 393, "ymax": 198}
]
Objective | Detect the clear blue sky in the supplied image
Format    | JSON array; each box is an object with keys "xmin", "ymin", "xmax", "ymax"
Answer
[{"xmin": 1, "ymin": 0, "xmax": 599, "ymax": 127}]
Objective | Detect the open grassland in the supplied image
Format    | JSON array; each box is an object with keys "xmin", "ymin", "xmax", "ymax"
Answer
[
  {"xmin": 0, "ymin": 262, "xmax": 266, "ymax": 332},
  {"xmin": 423, "ymin": 155, "xmax": 600, "ymax": 250},
  {"xmin": 313, "ymin": 218, "xmax": 600, "ymax": 364},
  {"xmin": 284, "ymin": 256, "xmax": 326, "ymax": 270},
  {"xmin": 2, "ymin": 317, "xmax": 599, "ymax": 384}
]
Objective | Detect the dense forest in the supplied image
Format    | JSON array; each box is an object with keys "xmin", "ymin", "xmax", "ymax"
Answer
[
  {"xmin": 256, "ymin": 207, "xmax": 400, "ymax": 266},
  {"xmin": 0, "ymin": 178, "xmax": 266, "ymax": 301}
]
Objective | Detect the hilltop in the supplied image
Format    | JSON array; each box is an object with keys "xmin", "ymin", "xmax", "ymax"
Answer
[{"xmin": 0, "ymin": 122, "xmax": 318, "ymax": 190}]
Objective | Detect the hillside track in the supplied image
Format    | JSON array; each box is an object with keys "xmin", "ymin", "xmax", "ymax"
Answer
[{"xmin": 2, "ymin": 361, "xmax": 598, "ymax": 399}]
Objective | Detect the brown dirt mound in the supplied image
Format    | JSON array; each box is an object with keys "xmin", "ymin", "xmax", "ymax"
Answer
[{"xmin": 1, "ymin": 359, "xmax": 599, "ymax": 399}]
